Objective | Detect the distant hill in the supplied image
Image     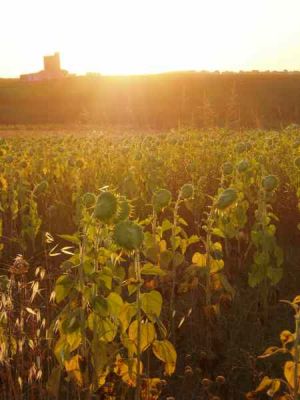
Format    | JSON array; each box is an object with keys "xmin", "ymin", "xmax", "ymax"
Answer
[{"xmin": 1, "ymin": 72, "xmax": 300, "ymax": 128}]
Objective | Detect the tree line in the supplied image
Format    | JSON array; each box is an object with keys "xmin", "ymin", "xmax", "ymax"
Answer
[{"xmin": 1, "ymin": 71, "xmax": 300, "ymax": 128}]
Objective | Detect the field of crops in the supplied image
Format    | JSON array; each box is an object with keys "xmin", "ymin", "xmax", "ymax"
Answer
[{"xmin": 0, "ymin": 126, "xmax": 300, "ymax": 400}]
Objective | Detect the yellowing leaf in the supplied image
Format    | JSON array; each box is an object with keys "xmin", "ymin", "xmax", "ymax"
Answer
[
  {"xmin": 280, "ymin": 330, "xmax": 294, "ymax": 346},
  {"xmin": 212, "ymin": 242, "xmax": 223, "ymax": 251},
  {"xmin": 121, "ymin": 333, "xmax": 137, "ymax": 356},
  {"xmin": 258, "ymin": 346, "xmax": 282, "ymax": 359},
  {"xmin": 64, "ymin": 354, "xmax": 83, "ymax": 386},
  {"xmin": 141, "ymin": 378, "xmax": 164, "ymax": 400},
  {"xmin": 284, "ymin": 361, "xmax": 300, "ymax": 392},
  {"xmin": 98, "ymin": 367, "xmax": 109, "ymax": 387},
  {"xmin": 192, "ymin": 252, "xmax": 207, "ymax": 267},
  {"xmin": 161, "ymin": 219, "xmax": 173, "ymax": 232},
  {"xmin": 114, "ymin": 355, "xmax": 143, "ymax": 387},
  {"xmin": 293, "ymin": 295, "xmax": 300, "ymax": 305},
  {"xmin": 267, "ymin": 379, "xmax": 281, "ymax": 396},
  {"xmin": 210, "ymin": 259, "xmax": 224, "ymax": 273},
  {"xmin": 159, "ymin": 240, "xmax": 167, "ymax": 252},
  {"xmin": 152, "ymin": 340, "xmax": 177, "ymax": 375},
  {"xmin": 0, "ymin": 177, "xmax": 8, "ymax": 192},
  {"xmin": 211, "ymin": 228, "xmax": 225, "ymax": 238},
  {"xmin": 254, "ymin": 376, "xmax": 272, "ymax": 392}
]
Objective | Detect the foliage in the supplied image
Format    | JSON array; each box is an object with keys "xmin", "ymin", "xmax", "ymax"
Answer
[
  {"xmin": 0, "ymin": 126, "xmax": 299, "ymax": 399},
  {"xmin": 3, "ymin": 72, "xmax": 300, "ymax": 128},
  {"xmin": 247, "ymin": 295, "xmax": 300, "ymax": 400}
]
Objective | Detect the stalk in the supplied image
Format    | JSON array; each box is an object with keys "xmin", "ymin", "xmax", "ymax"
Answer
[
  {"xmin": 169, "ymin": 194, "xmax": 180, "ymax": 341},
  {"xmin": 294, "ymin": 311, "xmax": 300, "ymax": 399},
  {"xmin": 152, "ymin": 209, "xmax": 157, "ymax": 237},
  {"xmin": 195, "ymin": 203, "xmax": 215, "ymax": 355},
  {"xmin": 260, "ymin": 187, "xmax": 269, "ymax": 323},
  {"xmin": 205, "ymin": 206, "xmax": 216, "ymax": 308},
  {"xmin": 134, "ymin": 250, "xmax": 142, "ymax": 400},
  {"xmin": 79, "ymin": 216, "xmax": 93, "ymax": 358},
  {"xmin": 204, "ymin": 207, "xmax": 215, "ymax": 355}
]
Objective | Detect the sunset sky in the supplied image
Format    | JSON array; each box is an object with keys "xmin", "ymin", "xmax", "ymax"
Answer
[{"xmin": 1, "ymin": 0, "xmax": 300, "ymax": 77}]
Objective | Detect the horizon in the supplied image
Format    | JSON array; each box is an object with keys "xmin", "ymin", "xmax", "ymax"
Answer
[
  {"xmin": 1, "ymin": 0, "xmax": 300, "ymax": 78},
  {"xmin": 3, "ymin": 67, "xmax": 300, "ymax": 80}
]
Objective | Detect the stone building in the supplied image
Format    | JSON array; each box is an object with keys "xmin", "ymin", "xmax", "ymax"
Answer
[{"xmin": 20, "ymin": 52, "xmax": 69, "ymax": 82}]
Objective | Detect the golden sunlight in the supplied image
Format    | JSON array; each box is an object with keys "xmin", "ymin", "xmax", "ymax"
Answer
[{"xmin": 1, "ymin": 0, "xmax": 300, "ymax": 77}]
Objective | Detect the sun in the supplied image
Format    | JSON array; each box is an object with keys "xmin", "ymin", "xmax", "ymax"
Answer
[{"xmin": 37, "ymin": 0, "xmax": 254, "ymax": 75}]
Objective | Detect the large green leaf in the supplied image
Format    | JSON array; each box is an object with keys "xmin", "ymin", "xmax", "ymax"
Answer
[
  {"xmin": 66, "ymin": 329, "xmax": 82, "ymax": 352},
  {"xmin": 141, "ymin": 290, "xmax": 162, "ymax": 320},
  {"xmin": 88, "ymin": 314, "xmax": 117, "ymax": 342},
  {"xmin": 54, "ymin": 336, "xmax": 70, "ymax": 365},
  {"xmin": 57, "ymin": 234, "xmax": 80, "ymax": 245},
  {"xmin": 141, "ymin": 263, "xmax": 166, "ymax": 277},
  {"xmin": 107, "ymin": 292, "xmax": 123, "ymax": 317},
  {"xmin": 55, "ymin": 275, "xmax": 74, "ymax": 303},
  {"xmin": 128, "ymin": 320, "xmax": 156, "ymax": 352},
  {"xmin": 119, "ymin": 303, "xmax": 137, "ymax": 332}
]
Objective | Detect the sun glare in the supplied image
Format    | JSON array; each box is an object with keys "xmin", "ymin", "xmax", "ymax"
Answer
[
  {"xmin": 56, "ymin": 0, "xmax": 257, "ymax": 75},
  {"xmin": 1, "ymin": 0, "xmax": 300, "ymax": 77}
]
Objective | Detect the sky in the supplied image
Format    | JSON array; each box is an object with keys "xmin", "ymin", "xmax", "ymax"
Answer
[{"xmin": 1, "ymin": 0, "xmax": 300, "ymax": 77}]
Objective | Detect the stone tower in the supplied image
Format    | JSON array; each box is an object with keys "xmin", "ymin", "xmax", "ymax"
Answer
[{"xmin": 43, "ymin": 52, "xmax": 61, "ymax": 73}]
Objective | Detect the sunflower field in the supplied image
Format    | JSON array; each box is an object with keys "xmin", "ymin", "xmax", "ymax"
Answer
[{"xmin": 0, "ymin": 126, "xmax": 299, "ymax": 400}]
